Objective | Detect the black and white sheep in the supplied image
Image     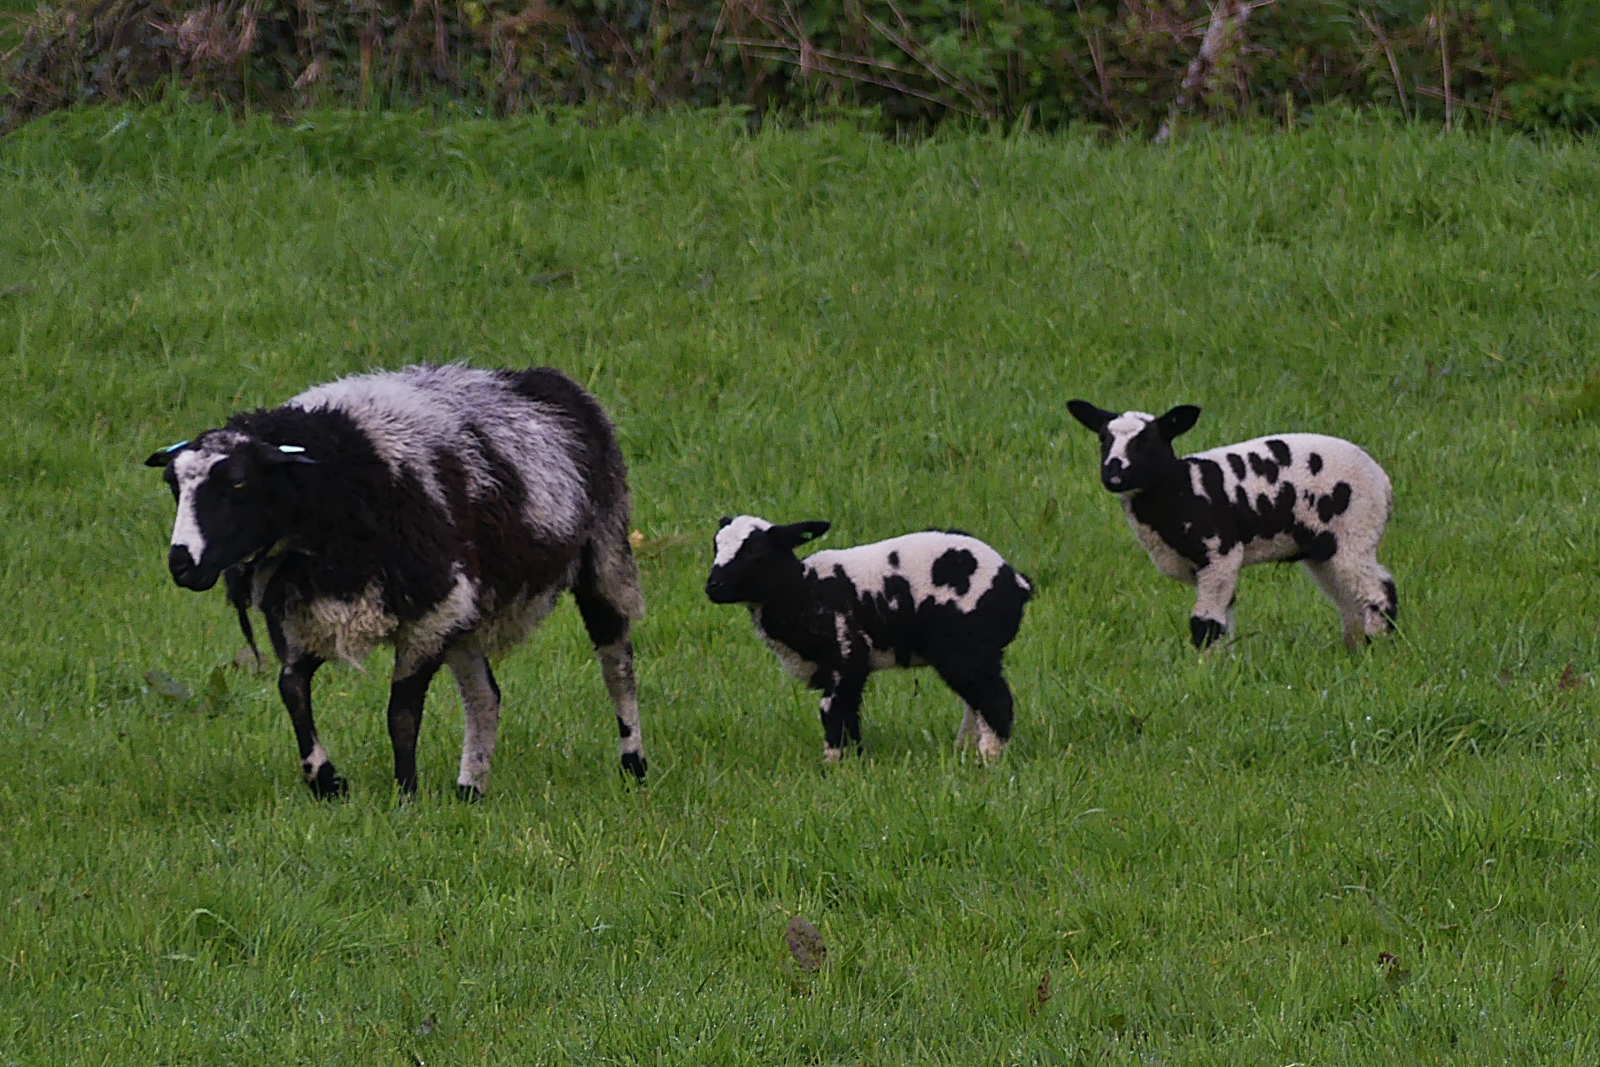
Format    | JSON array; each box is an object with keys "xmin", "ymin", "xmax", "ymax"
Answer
[
  {"xmin": 1067, "ymin": 401, "xmax": 1396, "ymax": 649},
  {"xmin": 145, "ymin": 364, "xmax": 646, "ymax": 799},
  {"xmin": 704, "ymin": 517, "xmax": 1032, "ymax": 761}
]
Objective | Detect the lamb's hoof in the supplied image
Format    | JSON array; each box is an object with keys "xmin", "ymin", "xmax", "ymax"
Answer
[
  {"xmin": 1189, "ymin": 616, "xmax": 1226, "ymax": 650},
  {"xmin": 620, "ymin": 752, "xmax": 648, "ymax": 781},
  {"xmin": 306, "ymin": 765, "xmax": 347, "ymax": 799},
  {"xmin": 456, "ymin": 784, "xmax": 486, "ymax": 803},
  {"xmin": 822, "ymin": 746, "xmax": 845, "ymax": 766}
]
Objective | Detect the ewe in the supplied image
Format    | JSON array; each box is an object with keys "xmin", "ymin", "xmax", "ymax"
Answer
[{"xmin": 146, "ymin": 364, "xmax": 646, "ymax": 798}]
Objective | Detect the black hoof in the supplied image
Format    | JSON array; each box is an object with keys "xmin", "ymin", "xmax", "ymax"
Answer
[
  {"xmin": 456, "ymin": 784, "xmax": 485, "ymax": 803},
  {"xmin": 1189, "ymin": 616, "xmax": 1226, "ymax": 649},
  {"xmin": 620, "ymin": 752, "xmax": 648, "ymax": 781},
  {"xmin": 307, "ymin": 764, "xmax": 347, "ymax": 799}
]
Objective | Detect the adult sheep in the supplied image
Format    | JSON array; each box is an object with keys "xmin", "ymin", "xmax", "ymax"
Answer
[
  {"xmin": 145, "ymin": 364, "xmax": 647, "ymax": 799},
  {"xmin": 1066, "ymin": 401, "xmax": 1396, "ymax": 650},
  {"xmin": 705, "ymin": 517, "xmax": 1032, "ymax": 762}
]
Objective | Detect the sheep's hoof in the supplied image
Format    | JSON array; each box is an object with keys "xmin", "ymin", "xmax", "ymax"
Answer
[
  {"xmin": 306, "ymin": 765, "xmax": 347, "ymax": 799},
  {"xmin": 456, "ymin": 784, "xmax": 486, "ymax": 803},
  {"xmin": 620, "ymin": 752, "xmax": 648, "ymax": 781},
  {"xmin": 1189, "ymin": 616, "xmax": 1226, "ymax": 649}
]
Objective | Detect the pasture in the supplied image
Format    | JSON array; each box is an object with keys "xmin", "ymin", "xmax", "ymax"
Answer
[{"xmin": 2, "ymin": 104, "xmax": 1600, "ymax": 1064}]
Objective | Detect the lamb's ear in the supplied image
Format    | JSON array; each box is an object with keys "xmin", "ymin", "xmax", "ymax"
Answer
[
  {"xmin": 1156, "ymin": 405, "xmax": 1201, "ymax": 441},
  {"xmin": 769, "ymin": 520, "xmax": 831, "ymax": 550},
  {"xmin": 1066, "ymin": 400, "xmax": 1116, "ymax": 434},
  {"xmin": 718, "ymin": 516, "xmax": 734, "ymax": 529},
  {"xmin": 144, "ymin": 440, "xmax": 189, "ymax": 468}
]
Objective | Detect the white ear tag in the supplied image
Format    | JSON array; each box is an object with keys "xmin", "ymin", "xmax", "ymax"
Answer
[{"xmin": 277, "ymin": 445, "xmax": 306, "ymax": 454}]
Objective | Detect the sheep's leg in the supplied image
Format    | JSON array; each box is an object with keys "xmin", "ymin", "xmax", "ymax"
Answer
[
  {"xmin": 387, "ymin": 654, "xmax": 445, "ymax": 797},
  {"xmin": 819, "ymin": 671, "xmax": 867, "ymax": 763},
  {"xmin": 277, "ymin": 653, "xmax": 344, "ymax": 798},
  {"xmin": 955, "ymin": 707, "xmax": 979, "ymax": 749},
  {"xmin": 1306, "ymin": 557, "xmax": 1397, "ymax": 650},
  {"xmin": 446, "ymin": 642, "xmax": 500, "ymax": 802},
  {"xmin": 939, "ymin": 667, "xmax": 1014, "ymax": 762},
  {"xmin": 574, "ymin": 561, "xmax": 647, "ymax": 781},
  {"xmin": 1190, "ymin": 553, "xmax": 1242, "ymax": 649}
]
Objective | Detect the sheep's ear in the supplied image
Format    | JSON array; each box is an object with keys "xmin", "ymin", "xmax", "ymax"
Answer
[
  {"xmin": 718, "ymin": 516, "xmax": 733, "ymax": 529},
  {"xmin": 1155, "ymin": 405, "xmax": 1201, "ymax": 441},
  {"xmin": 144, "ymin": 440, "xmax": 189, "ymax": 468},
  {"xmin": 1066, "ymin": 400, "xmax": 1115, "ymax": 434},
  {"xmin": 769, "ymin": 520, "xmax": 830, "ymax": 550}
]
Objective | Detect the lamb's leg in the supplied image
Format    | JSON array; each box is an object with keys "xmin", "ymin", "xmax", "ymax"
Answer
[
  {"xmin": 573, "ymin": 558, "xmax": 647, "ymax": 781},
  {"xmin": 277, "ymin": 652, "xmax": 343, "ymax": 798},
  {"xmin": 1306, "ymin": 557, "xmax": 1397, "ymax": 649},
  {"xmin": 955, "ymin": 707, "xmax": 979, "ymax": 749},
  {"xmin": 938, "ymin": 667, "xmax": 1014, "ymax": 762},
  {"xmin": 1190, "ymin": 553, "xmax": 1243, "ymax": 649},
  {"xmin": 387, "ymin": 653, "xmax": 444, "ymax": 797},
  {"xmin": 446, "ymin": 642, "xmax": 500, "ymax": 802},
  {"xmin": 820, "ymin": 671, "xmax": 868, "ymax": 763}
]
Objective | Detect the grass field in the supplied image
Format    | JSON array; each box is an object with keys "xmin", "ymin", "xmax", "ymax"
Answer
[{"xmin": 3, "ymin": 103, "xmax": 1600, "ymax": 1064}]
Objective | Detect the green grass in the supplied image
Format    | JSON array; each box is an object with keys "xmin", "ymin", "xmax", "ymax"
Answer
[{"xmin": 3, "ymin": 103, "xmax": 1600, "ymax": 1064}]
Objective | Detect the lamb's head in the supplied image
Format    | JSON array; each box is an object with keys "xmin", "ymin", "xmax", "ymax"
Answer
[
  {"xmin": 1067, "ymin": 401, "xmax": 1201, "ymax": 493},
  {"xmin": 704, "ymin": 515, "xmax": 830, "ymax": 604},
  {"xmin": 144, "ymin": 430, "xmax": 315, "ymax": 591}
]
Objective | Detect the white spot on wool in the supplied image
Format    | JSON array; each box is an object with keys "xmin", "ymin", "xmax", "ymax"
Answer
[
  {"xmin": 713, "ymin": 515, "xmax": 772, "ymax": 567},
  {"xmin": 282, "ymin": 583, "xmax": 398, "ymax": 667},
  {"xmin": 1105, "ymin": 412, "xmax": 1155, "ymax": 466},
  {"xmin": 395, "ymin": 568, "xmax": 480, "ymax": 677},
  {"xmin": 805, "ymin": 531, "xmax": 1008, "ymax": 614},
  {"xmin": 289, "ymin": 364, "xmax": 587, "ymax": 540}
]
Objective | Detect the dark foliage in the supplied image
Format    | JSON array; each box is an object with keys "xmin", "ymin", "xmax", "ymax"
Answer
[{"xmin": 2, "ymin": 0, "xmax": 1596, "ymax": 133}]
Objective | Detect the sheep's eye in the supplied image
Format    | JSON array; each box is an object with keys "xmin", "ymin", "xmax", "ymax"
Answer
[{"xmin": 232, "ymin": 481, "xmax": 247, "ymax": 490}]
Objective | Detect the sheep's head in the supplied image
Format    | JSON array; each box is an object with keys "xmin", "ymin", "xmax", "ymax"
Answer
[
  {"xmin": 1067, "ymin": 401, "xmax": 1200, "ymax": 493},
  {"xmin": 705, "ymin": 515, "xmax": 830, "ymax": 604},
  {"xmin": 144, "ymin": 431, "xmax": 314, "ymax": 591}
]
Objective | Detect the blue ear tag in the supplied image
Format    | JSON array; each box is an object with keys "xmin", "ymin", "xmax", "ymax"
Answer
[
  {"xmin": 277, "ymin": 445, "xmax": 306, "ymax": 454},
  {"xmin": 162, "ymin": 440, "xmax": 189, "ymax": 453}
]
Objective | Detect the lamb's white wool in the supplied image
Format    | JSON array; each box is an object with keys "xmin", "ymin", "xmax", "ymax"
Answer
[
  {"xmin": 714, "ymin": 515, "xmax": 772, "ymax": 567},
  {"xmin": 806, "ymin": 531, "xmax": 1009, "ymax": 615},
  {"xmin": 291, "ymin": 365, "xmax": 588, "ymax": 540}
]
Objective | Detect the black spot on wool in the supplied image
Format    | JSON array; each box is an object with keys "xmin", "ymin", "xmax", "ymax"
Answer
[
  {"xmin": 1308, "ymin": 453, "xmax": 1323, "ymax": 474},
  {"xmin": 931, "ymin": 548, "xmax": 979, "ymax": 596},
  {"xmin": 888, "ymin": 551, "xmax": 899, "ymax": 568},
  {"xmin": 1317, "ymin": 482, "xmax": 1353, "ymax": 523},
  {"xmin": 1247, "ymin": 452, "xmax": 1279, "ymax": 484},
  {"xmin": 1266, "ymin": 439, "xmax": 1292, "ymax": 466},
  {"xmin": 1227, "ymin": 453, "xmax": 1247, "ymax": 479}
]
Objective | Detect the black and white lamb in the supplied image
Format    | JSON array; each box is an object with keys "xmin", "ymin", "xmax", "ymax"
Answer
[
  {"xmin": 145, "ymin": 364, "xmax": 646, "ymax": 799},
  {"xmin": 1067, "ymin": 400, "xmax": 1396, "ymax": 649},
  {"xmin": 704, "ymin": 517, "xmax": 1033, "ymax": 761}
]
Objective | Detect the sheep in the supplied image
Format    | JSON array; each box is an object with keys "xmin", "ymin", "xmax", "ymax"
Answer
[
  {"xmin": 704, "ymin": 516, "xmax": 1032, "ymax": 762},
  {"xmin": 145, "ymin": 364, "xmax": 646, "ymax": 799},
  {"xmin": 1066, "ymin": 400, "xmax": 1396, "ymax": 650}
]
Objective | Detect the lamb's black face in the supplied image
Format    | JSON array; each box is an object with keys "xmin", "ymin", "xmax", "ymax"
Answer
[
  {"xmin": 704, "ymin": 515, "xmax": 830, "ymax": 604},
  {"xmin": 145, "ymin": 432, "xmax": 313, "ymax": 591},
  {"xmin": 1067, "ymin": 401, "xmax": 1201, "ymax": 493}
]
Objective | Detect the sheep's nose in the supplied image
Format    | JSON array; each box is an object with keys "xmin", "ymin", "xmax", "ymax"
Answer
[
  {"xmin": 168, "ymin": 544, "xmax": 197, "ymax": 580},
  {"xmin": 1103, "ymin": 461, "xmax": 1126, "ymax": 488}
]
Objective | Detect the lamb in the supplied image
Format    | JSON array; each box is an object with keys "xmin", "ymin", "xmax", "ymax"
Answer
[
  {"xmin": 145, "ymin": 364, "xmax": 646, "ymax": 799},
  {"xmin": 704, "ymin": 517, "xmax": 1032, "ymax": 761},
  {"xmin": 1066, "ymin": 400, "xmax": 1397, "ymax": 649}
]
